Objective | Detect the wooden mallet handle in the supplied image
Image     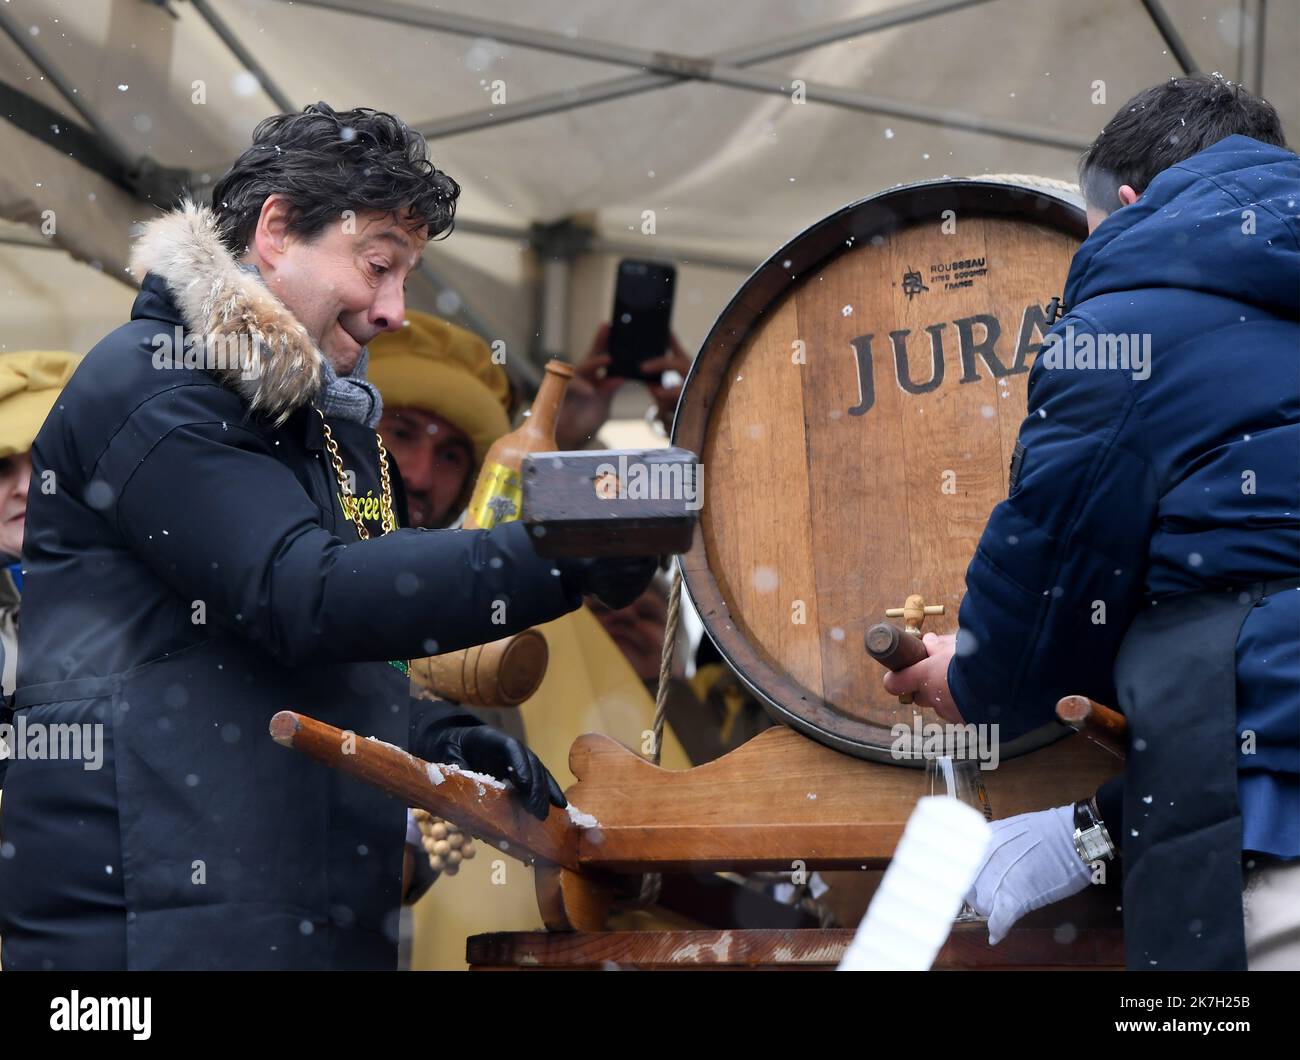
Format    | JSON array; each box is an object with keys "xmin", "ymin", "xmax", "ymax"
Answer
[
  {"xmin": 1055, "ymin": 694, "xmax": 1128, "ymax": 739},
  {"xmin": 864, "ymin": 622, "xmax": 929, "ymax": 671},
  {"xmin": 269, "ymin": 710, "xmax": 581, "ymax": 871}
]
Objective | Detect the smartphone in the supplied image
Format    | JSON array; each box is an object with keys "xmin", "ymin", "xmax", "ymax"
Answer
[{"xmin": 606, "ymin": 259, "xmax": 676, "ymax": 380}]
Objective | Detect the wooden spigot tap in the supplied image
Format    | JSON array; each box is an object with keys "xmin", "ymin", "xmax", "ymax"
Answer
[
  {"xmin": 884, "ymin": 594, "xmax": 945, "ymax": 636},
  {"xmin": 869, "ymin": 594, "xmax": 945, "ymax": 705}
]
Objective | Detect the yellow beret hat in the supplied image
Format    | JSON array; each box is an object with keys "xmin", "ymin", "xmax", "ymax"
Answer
[
  {"xmin": 0, "ymin": 351, "xmax": 82, "ymax": 459},
  {"xmin": 368, "ymin": 312, "xmax": 512, "ymax": 464}
]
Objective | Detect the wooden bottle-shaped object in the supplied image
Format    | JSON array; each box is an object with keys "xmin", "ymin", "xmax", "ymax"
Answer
[
  {"xmin": 417, "ymin": 360, "xmax": 572, "ymax": 708},
  {"xmin": 463, "ymin": 359, "xmax": 573, "ymax": 530}
]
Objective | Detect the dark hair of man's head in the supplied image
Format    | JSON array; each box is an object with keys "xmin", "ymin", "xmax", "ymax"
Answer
[
  {"xmin": 1079, "ymin": 74, "xmax": 1287, "ymax": 213},
  {"xmin": 210, "ymin": 102, "xmax": 459, "ymax": 253}
]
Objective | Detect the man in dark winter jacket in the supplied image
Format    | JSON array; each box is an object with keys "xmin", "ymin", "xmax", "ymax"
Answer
[
  {"xmin": 0, "ymin": 103, "xmax": 653, "ymax": 970},
  {"xmin": 885, "ymin": 76, "xmax": 1298, "ymax": 969}
]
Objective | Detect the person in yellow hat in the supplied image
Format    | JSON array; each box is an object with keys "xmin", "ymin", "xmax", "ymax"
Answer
[
  {"xmin": 0, "ymin": 351, "xmax": 81, "ymax": 704},
  {"xmin": 369, "ymin": 312, "xmax": 513, "ymax": 530},
  {"xmin": 0, "ymin": 351, "xmax": 79, "ymax": 964}
]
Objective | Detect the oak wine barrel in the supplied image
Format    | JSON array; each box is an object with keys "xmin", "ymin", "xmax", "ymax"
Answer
[{"xmin": 674, "ymin": 179, "xmax": 1087, "ymax": 763}]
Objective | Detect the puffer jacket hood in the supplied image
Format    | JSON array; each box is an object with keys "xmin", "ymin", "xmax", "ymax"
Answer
[
  {"xmin": 1067, "ymin": 134, "xmax": 1300, "ymax": 319},
  {"xmin": 128, "ymin": 200, "xmax": 325, "ymax": 425}
]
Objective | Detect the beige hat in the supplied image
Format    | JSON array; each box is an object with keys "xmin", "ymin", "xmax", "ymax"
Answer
[
  {"xmin": 0, "ymin": 351, "xmax": 82, "ymax": 458},
  {"xmin": 368, "ymin": 312, "xmax": 512, "ymax": 465}
]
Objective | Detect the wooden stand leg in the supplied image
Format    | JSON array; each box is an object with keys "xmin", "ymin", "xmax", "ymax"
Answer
[{"xmin": 535, "ymin": 866, "xmax": 614, "ymax": 932}]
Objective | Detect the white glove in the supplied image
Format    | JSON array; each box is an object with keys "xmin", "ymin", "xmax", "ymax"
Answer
[{"xmin": 964, "ymin": 804, "xmax": 1093, "ymax": 944}]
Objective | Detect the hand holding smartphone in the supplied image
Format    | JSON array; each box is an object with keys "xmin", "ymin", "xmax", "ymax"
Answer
[{"xmin": 606, "ymin": 259, "xmax": 677, "ymax": 380}]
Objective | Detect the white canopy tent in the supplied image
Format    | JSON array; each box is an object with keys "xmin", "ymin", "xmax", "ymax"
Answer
[{"xmin": 1, "ymin": 0, "xmax": 1295, "ymax": 429}]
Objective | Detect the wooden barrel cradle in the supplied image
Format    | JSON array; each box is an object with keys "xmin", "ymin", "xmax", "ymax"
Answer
[{"xmin": 674, "ymin": 179, "xmax": 1088, "ymax": 764}]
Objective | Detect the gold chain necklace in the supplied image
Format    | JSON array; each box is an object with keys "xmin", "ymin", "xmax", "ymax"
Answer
[
  {"xmin": 315, "ymin": 408, "xmax": 473, "ymax": 872},
  {"xmin": 315, "ymin": 407, "xmax": 406, "ymax": 676},
  {"xmin": 316, "ymin": 407, "xmax": 397, "ymax": 539}
]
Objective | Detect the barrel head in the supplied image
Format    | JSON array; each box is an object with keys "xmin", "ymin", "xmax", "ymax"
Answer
[{"xmin": 674, "ymin": 179, "xmax": 1085, "ymax": 762}]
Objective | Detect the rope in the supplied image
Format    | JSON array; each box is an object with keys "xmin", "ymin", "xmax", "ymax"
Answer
[
  {"xmin": 648, "ymin": 566, "xmax": 683, "ymax": 768},
  {"xmin": 637, "ymin": 564, "xmax": 683, "ymax": 905},
  {"xmin": 967, "ymin": 172, "xmax": 1084, "ymax": 208},
  {"xmin": 967, "ymin": 172, "xmax": 1082, "ymax": 195}
]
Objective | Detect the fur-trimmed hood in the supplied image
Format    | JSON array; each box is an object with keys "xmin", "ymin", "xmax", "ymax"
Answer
[{"xmin": 128, "ymin": 200, "xmax": 324, "ymax": 425}]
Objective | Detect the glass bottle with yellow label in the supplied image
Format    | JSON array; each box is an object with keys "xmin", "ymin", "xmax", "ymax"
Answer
[{"xmin": 464, "ymin": 359, "xmax": 573, "ymax": 529}]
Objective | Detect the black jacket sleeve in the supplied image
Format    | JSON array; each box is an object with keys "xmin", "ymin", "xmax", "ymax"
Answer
[
  {"xmin": 103, "ymin": 390, "xmax": 581, "ymax": 667},
  {"xmin": 408, "ymin": 693, "xmax": 480, "ymax": 762}
]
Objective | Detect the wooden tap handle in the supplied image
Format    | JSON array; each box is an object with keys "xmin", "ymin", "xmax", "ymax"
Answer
[
  {"xmin": 864, "ymin": 622, "xmax": 929, "ymax": 671},
  {"xmin": 884, "ymin": 594, "xmax": 945, "ymax": 632}
]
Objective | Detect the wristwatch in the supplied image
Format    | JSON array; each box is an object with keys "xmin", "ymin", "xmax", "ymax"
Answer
[{"xmin": 1072, "ymin": 796, "xmax": 1116, "ymax": 865}]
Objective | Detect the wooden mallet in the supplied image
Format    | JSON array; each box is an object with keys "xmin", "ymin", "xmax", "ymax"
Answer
[
  {"xmin": 1054, "ymin": 694, "xmax": 1128, "ymax": 756},
  {"xmin": 865, "ymin": 594, "xmax": 944, "ymax": 704}
]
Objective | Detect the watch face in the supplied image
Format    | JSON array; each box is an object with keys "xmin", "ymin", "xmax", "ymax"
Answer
[{"xmin": 1076, "ymin": 825, "xmax": 1113, "ymax": 863}]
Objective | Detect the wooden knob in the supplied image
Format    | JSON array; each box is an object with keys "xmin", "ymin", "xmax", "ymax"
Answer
[
  {"xmin": 1055, "ymin": 695, "xmax": 1128, "ymax": 738},
  {"xmin": 865, "ymin": 621, "xmax": 930, "ymax": 706},
  {"xmin": 864, "ymin": 623, "xmax": 930, "ymax": 671}
]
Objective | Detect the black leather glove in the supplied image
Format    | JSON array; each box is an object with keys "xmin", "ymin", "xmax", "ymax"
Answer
[
  {"xmin": 559, "ymin": 555, "xmax": 658, "ymax": 611},
  {"xmin": 426, "ymin": 724, "xmax": 566, "ymax": 821}
]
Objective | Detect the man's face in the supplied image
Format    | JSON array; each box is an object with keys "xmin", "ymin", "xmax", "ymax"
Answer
[
  {"xmin": 589, "ymin": 587, "xmax": 669, "ymax": 682},
  {"xmin": 254, "ymin": 201, "xmax": 428, "ymax": 374},
  {"xmin": 378, "ymin": 407, "xmax": 473, "ymax": 528},
  {"xmin": 0, "ymin": 451, "xmax": 32, "ymax": 558}
]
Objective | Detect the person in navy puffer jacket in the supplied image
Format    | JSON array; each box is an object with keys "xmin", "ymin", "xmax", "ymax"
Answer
[{"xmin": 885, "ymin": 75, "xmax": 1298, "ymax": 970}]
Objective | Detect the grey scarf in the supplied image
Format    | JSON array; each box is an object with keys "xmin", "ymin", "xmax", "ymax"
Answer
[
  {"xmin": 234, "ymin": 261, "xmax": 383, "ymax": 427},
  {"xmin": 316, "ymin": 344, "xmax": 384, "ymax": 428}
]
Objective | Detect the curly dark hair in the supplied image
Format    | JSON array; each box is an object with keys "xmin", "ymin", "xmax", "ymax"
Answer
[
  {"xmin": 1079, "ymin": 74, "xmax": 1287, "ymax": 213},
  {"xmin": 209, "ymin": 102, "xmax": 459, "ymax": 253}
]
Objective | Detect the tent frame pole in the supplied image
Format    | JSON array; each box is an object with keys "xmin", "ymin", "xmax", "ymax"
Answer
[
  {"xmin": 1139, "ymin": 0, "xmax": 1199, "ymax": 74},
  {"xmin": 418, "ymin": 0, "xmax": 999, "ymax": 138},
  {"xmin": 280, "ymin": 0, "xmax": 1085, "ymax": 151},
  {"xmin": 189, "ymin": 0, "xmax": 298, "ymax": 113},
  {"xmin": 0, "ymin": 3, "xmax": 135, "ymax": 169}
]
